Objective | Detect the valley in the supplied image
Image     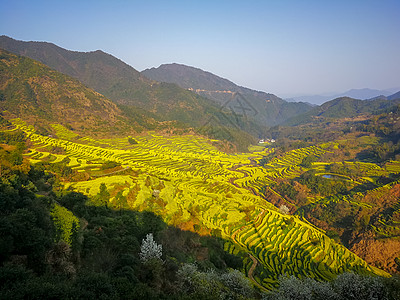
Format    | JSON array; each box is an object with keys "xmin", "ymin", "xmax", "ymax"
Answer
[
  {"xmin": 8, "ymin": 117, "xmax": 398, "ymax": 289},
  {"xmin": 1, "ymin": 36, "xmax": 400, "ymax": 298}
]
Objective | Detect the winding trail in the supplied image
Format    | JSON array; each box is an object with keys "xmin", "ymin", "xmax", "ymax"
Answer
[
  {"xmin": 91, "ymin": 166, "xmax": 130, "ymax": 177},
  {"xmin": 228, "ymin": 208, "xmax": 269, "ymax": 291},
  {"xmin": 248, "ymin": 254, "xmax": 268, "ymax": 291}
]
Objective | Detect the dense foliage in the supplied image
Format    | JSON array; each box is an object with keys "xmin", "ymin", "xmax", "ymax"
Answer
[{"xmin": 296, "ymin": 170, "xmax": 348, "ymax": 196}]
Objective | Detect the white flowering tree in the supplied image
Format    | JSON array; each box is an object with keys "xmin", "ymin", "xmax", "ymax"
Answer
[
  {"xmin": 220, "ymin": 269, "xmax": 253, "ymax": 298},
  {"xmin": 279, "ymin": 204, "xmax": 290, "ymax": 215},
  {"xmin": 139, "ymin": 233, "xmax": 162, "ymax": 263}
]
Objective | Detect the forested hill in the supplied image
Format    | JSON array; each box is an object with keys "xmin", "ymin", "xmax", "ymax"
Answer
[
  {"xmin": 0, "ymin": 48, "xmax": 132, "ymax": 137},
  {"xmin": 284, "ymin": 96, "xmax": 400, "ymax": 126},
  {"xmin": 142, "ymin": 63, "xmax": 313, "ymax": 127},
  {"xmin": 371, "ymin": 91, "xmax": 400, "ymax": 101},
  {"xmin": 0, "ymin": 35, "xmax": 146, "ymax": 92}
]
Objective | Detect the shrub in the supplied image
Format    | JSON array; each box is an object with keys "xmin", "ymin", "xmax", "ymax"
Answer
[
  {"xmin": 128, "ymin": 137, "xmax": 138, "ymax": 145},
  {"xmin": 220, "ymin": 269, "xmax": 253, "ymax": 298},
  {"xmin": 333, "ymin": 272, "xmax": 387, "ymax": 300}
]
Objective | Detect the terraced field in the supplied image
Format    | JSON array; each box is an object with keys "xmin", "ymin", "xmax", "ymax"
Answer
[{"xmin": 11, "ymin": 119, "xmax": 391, "ymax": 289}]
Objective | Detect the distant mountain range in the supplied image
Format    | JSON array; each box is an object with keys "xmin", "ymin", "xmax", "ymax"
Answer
[
  {"xmin": 142, "ymin": 63, "xmax": 313, "ymax": 127},
  {"xmin": 286, "ymin": 88, "xmax": 400, "ymax": 105}
]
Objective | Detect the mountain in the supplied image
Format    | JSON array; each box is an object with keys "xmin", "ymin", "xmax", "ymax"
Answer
[
  {"xmin": 0, "ymin": 36, "xmax": 237, "ymax": 129},
  {"xmin": 0, "ymin": 36, "xmax": 262, "ymax": 149},
  {"xmin": 0, "ymin": 48, "xmax": 132, "ymax": 136},
  {"xmin": 142, "ymin": 63, "xmax": 240, "ymax": 92},
  {"xmin": 285, "ymin": 94, "xmax": 327, "ymax": 104},
  {"xmin": 142, "ymin": 63, "xmax": 313, "ymax": 127},
  {"xmin": 288, "ymin": 88, "xmax": 400, "ymax": 105},
  {"xmin": 0, "ymin": 36, "xmax": 146, "ymax": 98},
  {"xmin": 284, "ymin": 96, "xmax": 400, "ymax": 126}
]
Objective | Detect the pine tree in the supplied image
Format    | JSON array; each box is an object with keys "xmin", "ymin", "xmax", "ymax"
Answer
[{"xmin": 139, "ymin": 233, "xmax": 162, "ymax": 263}]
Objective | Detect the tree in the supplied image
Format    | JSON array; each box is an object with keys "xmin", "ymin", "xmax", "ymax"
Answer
[
  {"xmin": 115, "ymin": 190, "xmax": 127, "ymax": 211},
  {"xmin": 279, "ymin": 205, "xmax": 290, "ymax": 215},
  {"xmin": 92, "ymin": 183, "xmax": 110, "ymax": 206},
  {"xmin": 139, "ymin": 233, "xmax": 162, "ymax": 263},
  {"xmin": 333, "ymin": 272, "xmax": 387, "ymax": 300},
  {"xmin": 138, "ymin": 233, "xmax": 164, "ymax": 290},
  {"xmin": 220, "ymin": 269, "xmax": 253, "ymax": 298},
  {"xmin": 128, "ymin": 137, "xmax": 138, "ymax": 145},
  {"xmin": 300, "ymin": 155, "xmax": 318, "ymax": 168}
]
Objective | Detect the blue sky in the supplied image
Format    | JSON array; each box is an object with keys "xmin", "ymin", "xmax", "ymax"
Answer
[{"xmin": 1, "ymin": 0, "xmax": 399, "ymax": 97}]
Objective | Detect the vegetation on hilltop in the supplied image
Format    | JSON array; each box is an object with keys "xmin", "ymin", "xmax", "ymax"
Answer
[{"xmin": 143, "ymin": 63, "xmax": 243, "ymax": 92}]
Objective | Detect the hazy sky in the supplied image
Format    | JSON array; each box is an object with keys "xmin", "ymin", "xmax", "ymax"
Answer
[{"xmin": 1, "ymin": 0, "xmax": 399, "ymax": 97}]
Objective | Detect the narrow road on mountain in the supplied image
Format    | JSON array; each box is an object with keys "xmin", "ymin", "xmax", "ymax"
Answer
[
  {"xmin": 92, "ymin": 166, "xmax": 130, "ymax": 177},
  {"xmin": 248, "ymin": 254, "xmax": 268, "ymax": 291}
]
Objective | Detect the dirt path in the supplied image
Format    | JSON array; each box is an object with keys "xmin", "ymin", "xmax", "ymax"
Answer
[
  {"xmin": 248, "ymin": 254, "xmax": 268, "ymax": 291},
  {"xmin": 92, "ymin": 166, "xmax": 130, "ymax": 177}
]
